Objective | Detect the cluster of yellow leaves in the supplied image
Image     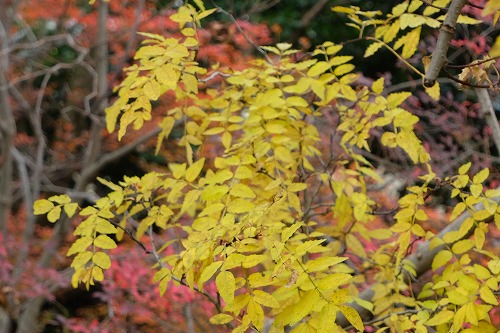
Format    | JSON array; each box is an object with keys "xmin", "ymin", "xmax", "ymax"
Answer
[{"xmin": 33, "ymin": 1, "xmax": 500, "ymax": 332}]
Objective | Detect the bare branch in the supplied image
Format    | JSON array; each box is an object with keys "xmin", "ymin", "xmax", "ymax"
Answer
[
  {"xmin": 210, "ymin": 0, "xmax": 274, "ymax": 65},
  {"xmin": 475, "ymin": 88, "xmax": 500, "ymax": 154}
]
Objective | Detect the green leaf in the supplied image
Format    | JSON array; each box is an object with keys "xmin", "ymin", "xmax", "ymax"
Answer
[
  {"xmin": 93, "ymin": 235, "xmax": 117, "ymax": 249},
  {"xmin": 92, "ymin": 252, "xmax": 111, "ymax": 269},
  {"xmin": 33, "ymin": 199, "xmax": 54, "ymax": 215},
  {"xmin": 216, "ymin": 271, "xmax": 235, "ymax": 305}
]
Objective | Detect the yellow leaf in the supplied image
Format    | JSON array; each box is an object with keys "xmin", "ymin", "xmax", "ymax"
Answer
[
  {"xmin": 340, "ymin": 84, "xmax": 357, "ymax": 101},
  {"xmin": 371, "ymin": 77, "xmax": 384, "ymax": 94},
  {"xmin": 274, "ymin": 146, "xmax": 293, "ymax": 163},
  {"xmin": 473, "ymin": 168, "xmax": 489, "ymax": 184},
  {"xmin": 216, "ymin": 271, "xmax": 235, "ymax": 305},
  {"xmin": 307, "ymin": 61, "xmax": 332, "ymax": 77},
  {"xmin": 242, "ymin": 255, "xmax": 267, "ymax": 268},
  {"xmin": 247, "ymin": 299, "xmax": 265, "ymax": 331},
  {"xmin": 94, "ymin": 235, "xmax": 117, "ymax": 249},
  {"xmin": 47, "ymin": 206, "xmax": 62, "ymax": 222},
  {"xmin": 305, "ymin": 256, "xmax": 347, "ymax": 272},
  {"xmin": 71, "ymin": 251, "xmax": 93, "ymax": 268},
  {"xmin": 474, "ymin": 227, "xmax": 485, "ymax": 250},
  {"xmin": 265, "ymin": 121, "xmax": 288, "ymax": 134},
  {"xmin": 399, "ymin": 13, "xmax": 425, "ymax": 29},
  {"xmin": 185, "ymin": 158, "xmax": 205, "ymax": 182},
  {"xmin": 402, "ymin": 26, "xmax": 421, "ymax": 58},
  {"xmin": 144, "ymin": 80, "xmax": 161, "ymax": 101},
  {"xmin": 432, "ymin": 250, "xmax": 452, "ymax": 271},
  {"xmin": 392, "ymin": 2, "xmax": 408, "ymax": 16},
  {"xmin": 479, "ymin": 285, "xmax": 499, "ymax": 305},
  {"xmin": 180, "ymin": 190, "xmax": 201, "ymax": 215},
  {"xmin": 459, "ymin": 162, "xmax": 471, "ymax": 175},
  {"xmin": 450, "ymin": 202, "xmax": 466, "ymax": 221},
  {"xmin": 67, "ymin": 237, "xmax": 93, "ymax": 256},
  {"xmin": 364, "ymin": 41, "xmax": 384, "ymax": 58},
  {"xmin": 472, "ymin": 209, "xmax": 492, "ymax": 221},
  {"xmin": 285, "ymin": 289, "xmax": 320, "ymax": 326},
  {"xmin": 387, "ymin": 92, "xmax": 411, "ymax": 109},
  {"xmin": 227, "ymin": 198, "xmax": 255, "ymax": 214},
  {"xmin": 169, "ymin": 163, "xmax": 186, "ymax": 179},
  {"xmin": 281, "ymin": 223, "xmax": 303, "ymax": 242},
  {"xmin": 230, "ymin": 183, "xmax": 256, "ymax": 199},
  {"xmin": 95, "ymin": 219, "xmax": 118, "ymax": 234},
  {"xmin": 339, "ymin": 305, "xmax": 364, "ymax": 331},
  {"xmin": 451, "ymin": 239, "xmax": 474, "ymax": 254},
  {"xmin": 92, "ymin": 252, "xmax": 111, "ymax": 269},
  {"xmin": 34, "ymin": 199, "xmax": 55, "ymax": 215},
  {"xmin": 457, "ymin": 15, "xmax": 482, "ymax": 24},
  {"xmin": 203, "ymin": 127, "xmax": 225, "ymax": 135},
  {"xmin": 63, "ymin": 203, "xmax": 78, "ymax": 217},
  {"xmin": 286, "ymin": 96, "xmax": 309, "ymax": 107},
  {"xmin": 287, "ymin": 183, "xmax": 308, "ymax": 192},
  {"xmin": 252, "ymin": 290, "xmax": 280, "ymax": 308},
  {"xmin": 384, "ymin": 21, "xmax": 400, "ymax": 43},
  {"xmin": 156, "ymin": 116, "xmax": 175, "ymax": 155},
  {"xmin": 424, "ymin": 82, "xmax": 440, "ymax": 101},
  {"xmin": 222, "ymin": 131, "xmax": 232, "ymax": 148},
  {"xmin": 209, "ymin": 313, "xmax": 234, "ymax": 325},
  {"xmin": 234, "ymin": 166, "xmax": 253, "ymax": 179},
  {"xmin": 470, "ymin": 183, "xmax": 482, "ymax": 198},
  {"xmin": 199, "ymin": 203, "xmax": 225, "ymax": 217},
  {"xmin": 199, "ymin": 261, "xmax": 223, "ymax": 284},
  {"xmin": 425, "ymin": 309, "xmax": 454, "ymax": 326}
]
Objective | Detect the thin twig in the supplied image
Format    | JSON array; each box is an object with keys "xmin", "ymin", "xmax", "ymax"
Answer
[{"xmin": 209, "ymin": 0, "xmax": 274, "ymax": 65}]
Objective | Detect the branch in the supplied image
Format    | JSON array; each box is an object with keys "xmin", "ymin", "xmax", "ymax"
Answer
[
  {"xmin": 299, "ymin": 0, "xmax": 329, "ymax": 29},
  {"xmin": 210, "ymin": 0, "xmax": 274, "ymax": 65},
  {"xmin": 336, "ymin": 193, "xmax": 500, "ymax": 327},
  {"xmin": 0, "ymin": 2, "xmax": 16, "ymax": 235},
  {"xmin": 423, "ymin": 0, "xmax": 468, "ymax": 87},
  {"xmin": 475, "ymin": 88, "xmax": 500, "ymax": 154}
]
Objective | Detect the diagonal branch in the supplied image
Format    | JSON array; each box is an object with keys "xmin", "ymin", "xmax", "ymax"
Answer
[
  {"xmin": 475, "ymin": 88, "xmax": 500, "ymax": 155},
  {"xmin": 336, "ymin": 193, "xmax": 500, "ymax": 327}
]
